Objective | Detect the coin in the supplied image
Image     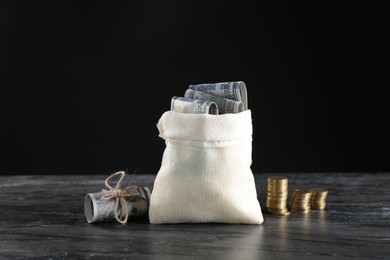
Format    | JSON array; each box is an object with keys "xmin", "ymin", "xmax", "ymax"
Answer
[
  {"xmin": 310, "ymin": 188, "xmax": 328, "ymax": 210},
  {"xmin": 266, "ymin": 176, "xmax": 290, "ymax": 215},
  {"xmin": 290, "ymin": 189, "xmax": 312, "ymax": 212}
]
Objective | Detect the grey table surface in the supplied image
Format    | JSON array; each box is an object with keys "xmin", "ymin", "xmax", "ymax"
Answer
[{"xmin": 0, "ymin": 173, "xmax": 389, "ymax": 259}]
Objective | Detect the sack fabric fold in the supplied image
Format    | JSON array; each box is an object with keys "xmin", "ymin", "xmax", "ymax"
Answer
[{"xmin": 149, "ymin": 110, "xmax": 264, "ymax": 224}]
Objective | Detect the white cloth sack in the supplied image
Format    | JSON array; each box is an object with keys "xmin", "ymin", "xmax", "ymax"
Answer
[{"xmin": 149, "ymin": 110, "xmax": 264, "ymax": 224}]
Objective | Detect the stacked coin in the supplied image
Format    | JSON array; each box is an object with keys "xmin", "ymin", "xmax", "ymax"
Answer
[
  {"xmin": 290, "ymin": 189, "xmax": 312, "ymax": 213},
  {"xmin": 266, "ymin": 176, "xmax": 290, "ymax": 215},
  {"xmin": 310, "ymin": 189, "xmax": 328, "ymax": 210}
]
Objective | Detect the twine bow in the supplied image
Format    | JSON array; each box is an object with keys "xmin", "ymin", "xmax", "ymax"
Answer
[{"xmin": 100, "ymin": 171, "xmax": 139, "ymax": 224}]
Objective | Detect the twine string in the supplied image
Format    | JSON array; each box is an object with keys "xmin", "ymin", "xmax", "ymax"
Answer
[{"xmin": 99, "ymin": 171, "xmax": 138, "ymax": 224}]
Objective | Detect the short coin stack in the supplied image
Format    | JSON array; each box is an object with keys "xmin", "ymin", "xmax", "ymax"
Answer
[
  {"xmin": 310, "ymin": 189, "xmax": 328, "ymax": 210},
  {"xmin": 290, "ymin": 189, "xmax": 312, "ymax": 213},
  {"xmin": 266, "ymin": 176, "xmax": 290, "ymax": 215}
]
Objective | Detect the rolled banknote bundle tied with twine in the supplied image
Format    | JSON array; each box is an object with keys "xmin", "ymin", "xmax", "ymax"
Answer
[
  {"xmin": 84, "ymin": 187, "xmax": 150, "ymax": 224},
  {"xmin": 99, "ymin": 171, "xmax": 139, "ymax": 224}
]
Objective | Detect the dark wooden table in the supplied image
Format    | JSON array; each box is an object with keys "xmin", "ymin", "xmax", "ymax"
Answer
[{"xmin": 1, "ymin": 173, "xmax": 389, "ymax": 259}]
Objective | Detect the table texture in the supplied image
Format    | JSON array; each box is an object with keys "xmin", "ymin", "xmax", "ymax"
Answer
[{"xmin": 0, "ymin": 173, "xmax": 389, "ymax": 259}]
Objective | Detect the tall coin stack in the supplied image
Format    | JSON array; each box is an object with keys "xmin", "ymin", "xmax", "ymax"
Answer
[
  {"xmin": 290, "ymin": 189, "xmax": 312, "ymax": 213},
  {"xmin": 266, "ymin": 176, "xmax": 290, "ymax": 215},
  {"xmin": 310, "ymin": 189, "xmax": 328, "ymax": 210}
]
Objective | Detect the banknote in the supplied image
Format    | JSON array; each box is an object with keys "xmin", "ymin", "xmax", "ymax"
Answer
[
  {"xmin": 171, "ymin": 96, "xmax": 219, "ymax": 115},
  {"xmin": 188, "ymin": 81, "xmax": 248, "ymax": 110},
  {"xmin": 184, "ymin": 89, "xmax": 243, "ymax": 114},
  {"xmin": 84, "ymin": 186, "xmax": 150, "ymax": 223}
]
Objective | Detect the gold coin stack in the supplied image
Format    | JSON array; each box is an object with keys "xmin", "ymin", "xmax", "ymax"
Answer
[
  {"xmin": 266, "ymin": 176, "xmax": 290, "ymax": 215},
  {"xmin": 290, "ymin": 189, "xmax": 312, "ymax": 213},
  {"xmin": 310, "ymin": 189, "xmax": 328, "ymax": 210}
]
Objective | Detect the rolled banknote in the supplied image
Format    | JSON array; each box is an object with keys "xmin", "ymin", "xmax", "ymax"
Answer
[
  {"xmin": 171, "ymin": 96, "xmax": 219, "ymax": 115},
  {"xmin": 188, "ymin": 81, "xmax": 248, "ymax": 110},
  {"xmin": 184, "ymin": 89, "xmax": 243, "ymax": 114},
  {"xmin": 84, "ymin": 186, "xmax": 151, "ymax": 223}
]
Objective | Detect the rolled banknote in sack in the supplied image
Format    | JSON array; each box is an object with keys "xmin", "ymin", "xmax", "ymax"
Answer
[
  {"xmin": 184, "ymin": 89, "xmax": 243, "ymax": 114},
  {"xmin": 171, "ymin": 96, "xmax": 219, "ymax": 115},
  {"xmin": 84, "ymin": 186, "xmax": 151, "ymax": 223},
  {"xmin": 188, "ymin": 81, "xmax": 248, "ymax": 110}
]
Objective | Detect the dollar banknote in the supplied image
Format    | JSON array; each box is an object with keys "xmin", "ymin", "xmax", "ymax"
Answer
[
  {"xmin": 84, "ymin": 186, "xmax": 150, "ymax": 223},
  {"xmin": 184, "ymin": 89, "xmax": 243, "ymax": 114},
  {"xmin": 171, "ymin": 96, "xmax": 219, "ymax": 115},
  {"xmin": 188, "ymin": 81, "xmax": 248, "ymax": 110}
]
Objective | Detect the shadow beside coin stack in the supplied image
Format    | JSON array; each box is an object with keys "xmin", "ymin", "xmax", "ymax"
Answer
[{"xmin": 265, "ymin": 176, "xmax": 328, "ymax": 215}]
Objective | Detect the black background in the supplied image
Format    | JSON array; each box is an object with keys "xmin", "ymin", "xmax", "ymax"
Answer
[{"xmin": 0, "ymin": 1, "xmax": 388, "ymax": 175}]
